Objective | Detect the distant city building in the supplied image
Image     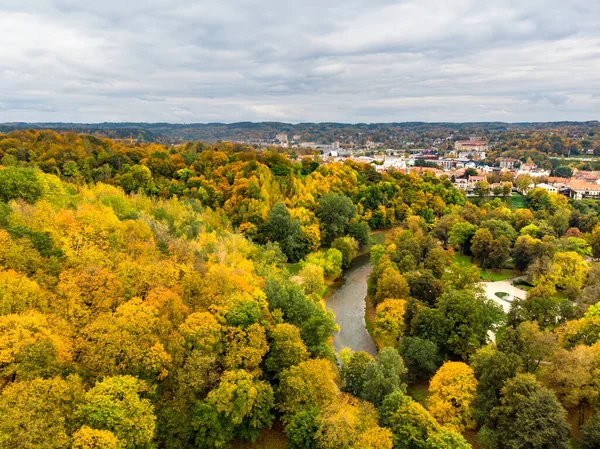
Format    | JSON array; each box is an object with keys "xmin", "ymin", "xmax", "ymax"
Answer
[
  {"xmin": 454, "ymin": 137, "xmax": 489, "ymax": 152},
  {"xmin": 275, "ymin": 133, "xmax": 288, "ymax": 144},
  {"xmin": 498, "ymin": 157, "xmax": 518, "ymax": 169}
]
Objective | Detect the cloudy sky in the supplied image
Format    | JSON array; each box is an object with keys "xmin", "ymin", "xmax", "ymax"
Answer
[{"xmin": 1, "ymin": 0, "xmax": 599, "ymax": 123}]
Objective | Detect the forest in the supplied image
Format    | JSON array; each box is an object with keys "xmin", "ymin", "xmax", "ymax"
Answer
[{"xmin": 1, "ymin": 129, "xmax": 600, "ymax": 449}]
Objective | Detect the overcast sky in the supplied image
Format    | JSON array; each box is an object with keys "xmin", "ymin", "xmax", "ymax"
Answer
[{"xmin": 1, "ymin": 0, "xmax": 599, "ymax": 123}]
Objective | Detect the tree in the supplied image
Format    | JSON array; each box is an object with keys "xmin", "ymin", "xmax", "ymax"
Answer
[
  {"xmin": 378, "ymin": 390, "xmax": 469, "ymax": 449},
  {"xmin": 398, "ymin": 337, "xmax": 440, "ymax": 382},
  {"xmin": 285, "ymin": 407, "xmax": 320, "ymax": 449},
  {"xmin": 553, "ymin": 166, "xmax": 573, "ymax": 178},
  {"xmin": 413, "ymin": 289, "xmax": 503, "ymax": 360},
  {"xmin": 0, "ymin": 167, "xmax": 43, "ymax": 203},
  {"xmin": 470, "ymin": 345, "xmax": 521, "ymax": 422},
  {"xmin": 348, "ymin": 221, "xmax": 370, "ymax": 247},
  {"xmin": 442, "ymin": 262, "xmax": 481, "ymax": 290},
  {"xmin": 423, "ymin": 247, "xmax": 449, "ymax": 278},
  {"xmin": 299, "ymin": 263, "xmax": 326, "ymax": 296},
  {"xmin": 0, "ymin": 376, "xmax": 84, "ymax": 449},
  {"xmin": 498, "ymin": 321, "xmax": 557, "ymax": 373},
  {"xmin": 471, "ymin": 228, "xmax": 494, "ymax": 266},
  {"xmin": 265, "ymin": 323, "xmax": 309, "ymax": 377},
  {"xmin": 316, "ymin": 193, "xmax": 356, "ymax": 246},
  {"xmin": 278, "ymin": 359, "xmax": 338, "ymax": 418},
  {"xmin": 341, "ymin": 350, "xmax": 373, "ymax": 398},
  {"xmin": 361, "ymin": 347, "xmax": 407, "ymax": 406},
  {"xmin": 192, "ymin": 370, "xmax": 274, "ymax": 447},
  {"xmin": 304, "ymin": 249, "xmax": 343, "ymax": 279},
  {"xmin": 78, "ymin": 298, "xmax": 171, "ymax": 381},
  {"xmin": 0, "ymin": 311, "xmax": 71, "ymax": 382},
  {"xmin": 474, "ymin": 180, "xmax": 490, "ymax": 197},
  {"xmin": 72, "ymin": 427, "xmax": 124, "ymax": 449},
  {"xmin": 379, "ymin": 391, "xmax": 437, "ymax": 449},
  {"xmin": 405, "ymin": 270, "xmax": 444, "ymax": 307},
  {"xmin": 548, "ymin": 251, "xmax": 588, "ymax": 290},
  {"xmin": 428, "ymin": 362, "xmax": 477, "ymax": 431},
  {"xmin": 490, "ymin": 374, "xmax": 570, "ymax": 449},
  {"xmin": 374, "ymin": 300, "xmax": 406, "ymax": 348},
  {"xmin": 488, "ymin": 235, "xmax": 511, "ymax": 269},
  {"xmin": 332, "ymin": 236, "xmax": 359, "ymax": 269},
  {"xmin": 448, "ymin": 222, "xmax": 477, "ymax": 255},
  {"xmin": 590, "ymin": 224, "xmax": 600, "ymax": 259},
  {"xmin": 0, "ymin": 269, "xmax": 46, "ymax": 315},
  {"xmin": 264, "ymin": 203, "xmax": 308, "ymax": 262},
  {"xmin": 78, "ymin": 376, "xmax": 156, "ymax": 449},
  {"xmin": 581, "ymin": 413, "xmax": 600, "ymax": 449},
  {"xmin": 375, "ymin": 268, "xmax": 409, "ymax": 304},
  {"xmin": 540, "ymin": 345, "xmax": 599, "ymax": 424}
]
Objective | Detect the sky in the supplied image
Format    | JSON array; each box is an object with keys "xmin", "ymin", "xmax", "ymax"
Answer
[{"xmin": 1, "ymin": 0, "xmax": 599, "ymax": 123}]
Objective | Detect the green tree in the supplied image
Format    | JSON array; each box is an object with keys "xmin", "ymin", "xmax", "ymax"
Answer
[
  {"xmin": 361, "ymin": 347, "xmax": 407, "ymax": 406},
  {"xmin": 265, "ymin": 323, "xmax": 309, "ymax": 377},
  {"xmin": 316, "ymin": 193, "xmax": 356, "ymax": 246},
  {"xmin": 488, "ymin": 235, "xmax": 511, "ymax": 269},
  {"xmin": 264, "ymin": 203, "xmax": 308, "ymax": 262},
  {"xmin": 340, "ymin": 350, "xmax": 373, "ymax": 398},
  {"xmin": 413, "ymin": 289, "xmax": 503, "ymax": 360},
  {"xmin": 490, "ymin": 374, "xmax": 570, "ymax": 449},
  {"xmin": 192, "ymin": 370, "xmax": 274, "ymax": 447},
  {"xmin": 332, "ymin": 236, "xmax": 359, "ymax": 269},
  {"xmin": 581, "ymin": 413, "xmax": 600, "ymax": 449},
  {"xmin": 0, "ymin": 167, "xmax": 43, "ymax": 203},
  {"xmin": 448, "ymin": 222, "xmax": 477, "ymax": 255},
  {"xmin": 78, "ymin": 376, "xmax": 156, "ymax": 449},
  {"xmin": 285, "ymin": 407, "xmax": 320, "ymax": 449},
  {"xmin": 470, "ymin": 345, "xmax": 521, "ymax": 422},
  {"xmin": 398, "ymin": 337, "xmax": 440, "ymax": 382}
]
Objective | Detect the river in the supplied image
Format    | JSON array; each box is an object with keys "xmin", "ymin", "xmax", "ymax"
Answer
[{"xmin": 326, "ymin": 255, "xmax": 378, "ymax": 356}]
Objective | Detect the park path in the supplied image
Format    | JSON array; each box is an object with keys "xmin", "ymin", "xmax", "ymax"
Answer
[{"xmin": 479, "ymin": 278, "xmax": 527, "ymax": 312}]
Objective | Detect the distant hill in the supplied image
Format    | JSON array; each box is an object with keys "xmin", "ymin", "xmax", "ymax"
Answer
[{"xmin": 1, "ymin": 121, "xmax": 598, "ymax": 144}]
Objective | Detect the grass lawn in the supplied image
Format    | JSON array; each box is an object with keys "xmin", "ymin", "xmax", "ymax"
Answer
[
  {"xmin": 369, "ymin": 231, "xmax": 386, "ymax": 246},
  {"xmin": 480, "ymin": 269, "xmax": 516, "ymax": 282},
  {"xmin": 452, "ymin": 254, "xmax": 517, "ymax": 281},
  {"xmin": 495, "ymin": 292, "xmax": 509, "ymax": 299},
  {"xmin": 285, "ymin": 262, "xmax": 302, "ymax": 276},
  {"xmin": 506, "ymin": 194, "xmax": 526, "ymax": 210},
  {"xmin": 407, "ymin": 382, "xmax": 430, "ymax": 406}
]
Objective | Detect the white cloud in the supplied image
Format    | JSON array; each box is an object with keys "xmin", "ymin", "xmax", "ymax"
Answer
[{"xmin": 0, "ymin": 0, "xmax": 599, "ymax": 122}]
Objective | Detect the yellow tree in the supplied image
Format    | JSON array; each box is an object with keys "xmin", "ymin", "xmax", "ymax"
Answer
[
  {"xmin": 78, "ymin": 298, "xmax": 171, "ymax": 380},
  {"xmin": 278, "ymin": 359, "xmax": 338, "ymax": 418},
  {"xmin": 0, "ymin": 375, "xmax": 84, "ymax": 449},
  {"xmin": 0, "ymin": 311, "xmax": 72, "ymax": 381},
  {"xmin": 374, "ymin": 299, "xmax": 406, "ymax": 348},
  {"xmin": 428, "ymin": 361, "xmax": 477, "ymax": 431},
  {"xmin": 72, "ymin": 426, "xmax": 124, "ymax": 449},
  {"xmin": 0, "ymin": 269, "xmax": 47, "ymax": 315}
]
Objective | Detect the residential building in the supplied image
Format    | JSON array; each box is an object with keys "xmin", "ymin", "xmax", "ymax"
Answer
[{"xmin": 498, "ymin": 157, "xmax": 517, "ymax": 169}]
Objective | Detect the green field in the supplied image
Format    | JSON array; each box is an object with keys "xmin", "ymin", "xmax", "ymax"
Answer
[
  {"xmin": 452, "ymin": 254, "xmax": 517, "ymax": 281},
  {"xmin": 505, "ymin": 194, "xmax": 526, "ymax": 210}
]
